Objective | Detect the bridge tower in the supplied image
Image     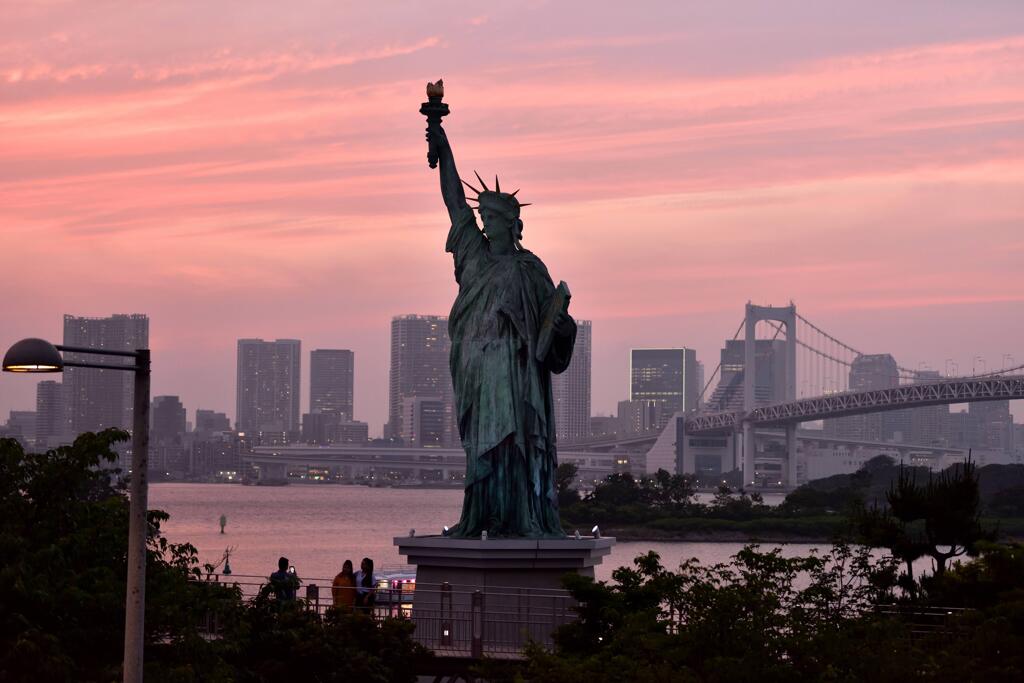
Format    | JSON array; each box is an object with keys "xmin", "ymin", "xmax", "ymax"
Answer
[{"xmin": 741, "ymin": 303, "xmax": 797, "ymax": 488}]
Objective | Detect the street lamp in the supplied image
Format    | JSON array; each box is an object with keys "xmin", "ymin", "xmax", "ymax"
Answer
[{"xmin": 3, "ymin": 338, "xmax": 150, "ymax": 683}]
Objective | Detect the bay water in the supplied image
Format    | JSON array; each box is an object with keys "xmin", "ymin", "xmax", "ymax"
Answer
[{"xmin": 151, "ymin": 483, "xmax": 817, "ymax": 585}]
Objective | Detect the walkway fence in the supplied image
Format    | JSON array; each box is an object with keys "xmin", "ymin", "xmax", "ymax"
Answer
[
  {"xmin": 874, "ymin": 604, "xmax": 971, "ymax": 640},
  {"xmin": 193, "ymin": 572, "xmax": 577, "ymax": 657},
  {"xmin": 193, "ymin": 573, "xmax": 972, "ymax": 658}
]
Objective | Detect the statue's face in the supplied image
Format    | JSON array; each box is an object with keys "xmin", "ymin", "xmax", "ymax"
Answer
[{"xmin": 480, "ymin": 208, "xmax": 515, "ymax": 244}]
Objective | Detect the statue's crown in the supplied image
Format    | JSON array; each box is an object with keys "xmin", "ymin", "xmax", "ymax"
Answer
[{"xmin": 462, "ymin": 171, "xmax": 530, "ymax": 217}]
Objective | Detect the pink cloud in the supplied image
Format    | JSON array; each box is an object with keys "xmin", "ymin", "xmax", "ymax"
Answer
[{"xmin": 0, "ymin": 3, "xmax": 1021, "ymax": 428}]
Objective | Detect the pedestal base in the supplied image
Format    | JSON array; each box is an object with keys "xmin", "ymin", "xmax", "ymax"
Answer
[{"xmin": 394, "ymin": 535, "xmax": 614, "ymax": 656}]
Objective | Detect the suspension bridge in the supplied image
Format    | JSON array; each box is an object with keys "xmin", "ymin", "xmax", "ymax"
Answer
[
  {"xmin": 689, "ymin": 303, "xmax": 1024, "ymax": 488},
  {"xmin": 567, "ymin": 302, "xmax": 1024, "ymax": 489}
]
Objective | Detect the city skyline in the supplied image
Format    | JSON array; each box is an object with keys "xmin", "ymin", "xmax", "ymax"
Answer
[
  {"xmin": 2, "ymin": 308, "xmax": 1022, "ymax": 438},
  {"xmin": 2, "ymin": 2, "xmax": 1023, "ymax": 432}
]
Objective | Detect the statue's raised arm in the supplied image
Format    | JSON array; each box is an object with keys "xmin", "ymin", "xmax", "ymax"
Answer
[{"xmin": 420, "ymin": 80, "xmax": 469, "ymax": 226}]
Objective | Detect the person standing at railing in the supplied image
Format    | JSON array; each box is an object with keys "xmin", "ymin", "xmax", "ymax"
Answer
[
  {"xmin": 331, "ymin": 559, "xmax": 357, "ymax": 611},
  {"xmin": 354, "ymin": 557, "xmax": 376, "ymax": 612},
  {"xmin": 267, "ymin": 556, "xmax": 299, "ymax": 602}
]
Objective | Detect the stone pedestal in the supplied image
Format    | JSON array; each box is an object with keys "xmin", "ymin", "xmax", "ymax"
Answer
[{"xmin": 394, "ymin": 535, "xmax": 614, "ymax": 656}]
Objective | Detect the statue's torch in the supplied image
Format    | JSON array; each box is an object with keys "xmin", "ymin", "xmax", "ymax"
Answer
[{"xmin": 420, "ymin": 79, "xmax": 449, "ymax": 169}]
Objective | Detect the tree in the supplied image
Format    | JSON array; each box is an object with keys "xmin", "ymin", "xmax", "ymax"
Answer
[
  {"xmin": 556, "ymin": 462, "xmax": 580, "ymax": 509},
  {"xmin": 857, "ymin": 457, "xmax": 994, "ymax": 593},
  {"xmin": 587, "ymin": 472, "xmax": 643, "ymax": 508},
  {"xmin": 0, "ymin": 432, "xmax": 430, "ymax": 682},
  {"xmin": 523, "ymin": 545, "xmax": 902, "ymax": 682},
  {"xmin": 0, "ymin": 430, "xmax": 226, "ymax": 680},
  {"xmin": 648, "ymin": 469, "xmax": 695, "ymax": 510}
]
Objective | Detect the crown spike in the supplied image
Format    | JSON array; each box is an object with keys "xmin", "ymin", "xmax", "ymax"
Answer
[
  {"xmin": 473, "ymin": 171, "xmax": 489, "ymax": 192},
  {"xmin": 461, "ymin": 178, "xmax": 482, "ymax": 195},
  {"xmin": 517, "ymin": 203, "xmax": 532, "ymax": 207},
  {"xmin": 494, "ymin": 175, "xmax": 501, "ymax": 193},
  {"xmin": 510, "ymin": 189, "xmax": 519, "ymax": 197}
]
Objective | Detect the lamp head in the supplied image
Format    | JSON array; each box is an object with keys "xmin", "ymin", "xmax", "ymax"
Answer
[{"xmin": 3, "ymin": 338, "xmax": 63, "ymax": 373}]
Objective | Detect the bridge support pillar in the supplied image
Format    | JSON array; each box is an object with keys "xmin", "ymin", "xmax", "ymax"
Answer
[
  {"xmin": 784, "ymin": 423, "xmax": 798, "ymax": 489},
  {"xmin": 741, "ymin": 420, "xmax": 755, "ymax": 488}
]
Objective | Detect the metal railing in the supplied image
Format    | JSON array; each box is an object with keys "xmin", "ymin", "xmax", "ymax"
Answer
[
  {"xmin": 874, "ymin": 604, "xmax": 970, "ymax": 639},
  {"xmin": 193, "ymin": 572, "xmax": 578, "ymax": 657}
]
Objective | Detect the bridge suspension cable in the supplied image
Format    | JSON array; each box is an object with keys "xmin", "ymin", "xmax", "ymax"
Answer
[
  {"xmin": 698, "ymin": 306, "xmax": 1024, "ymax": 411},
  {"xmin": 793, "ymin": 310, "xmax": 1024, "ymax": 390}
]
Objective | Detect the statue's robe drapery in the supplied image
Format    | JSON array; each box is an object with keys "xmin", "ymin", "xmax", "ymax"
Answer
[{"xmin": 446, "ymin": 207, "xmax": 575, "ymax": 538}]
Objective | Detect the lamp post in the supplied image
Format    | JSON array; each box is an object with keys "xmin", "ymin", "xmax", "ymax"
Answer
[{"xmin": 3, "ymin": 338, "xmax": 150, "ymax": 683}]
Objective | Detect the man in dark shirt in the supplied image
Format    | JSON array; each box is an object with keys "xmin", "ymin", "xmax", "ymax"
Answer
[{"xmin": 268, "ymin": 556, "xmax": 299, "ymax": 601}]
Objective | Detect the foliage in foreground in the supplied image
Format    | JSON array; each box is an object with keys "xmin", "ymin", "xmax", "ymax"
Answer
[
  {"xmin": 0, "ymin": 432, "xmax": 429, "ymax": 682},
  {"xmin": 522, "ymin": 542, "xmax": 1024, "ymax": 683}
]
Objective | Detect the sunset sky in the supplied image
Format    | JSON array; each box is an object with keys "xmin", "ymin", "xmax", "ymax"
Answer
[{"xmin": 2, "ymin": 1, "xmax": 1023, "ymax": 432}]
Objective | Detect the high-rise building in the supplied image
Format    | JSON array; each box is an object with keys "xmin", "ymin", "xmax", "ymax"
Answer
[
  {"xmin": 401, "ymin": 396, "xmax": 448, "ymax": 447},
  {"xmin": 235, "ymin": 339, "xmax": 301, "ymax": 434},
  {"xmin": 7, "ymin": 411, "xmax": 37, "ymax": 446},
  {"xmin": 630, "ymin": 348, "xmax": 699, "ymax": 429},
  {"xmin": 194, "ymin": 409, "xmax": 231, "ymax": 436},
  {"xmin": 301, "ymin": 409, "xmax": 369, "ymax": 445},
  {"xmin": 552, "ymin": 320, "xmax": 592, "ymax": 442},
  {"xmin": 62, "ymin": 313, "xmax": 149, "ymax": 437},
  {"xmin": 708, "ymin": 339, "xmax": 787, "ymax": 412},
  {"xmin": 151, "ymin": 395, "xmax": 188, "ymax": 476},
  {"xmin": 310, "ymin": 349, "xmax": 355, "ymax": 419},
  {"xmin": 191, "ymin": 433, "xmax": 243, "ymax": 477},
  {"xmin": 35, "ymin": 380, "xmax": 65, "ymax": 447},
  {"xmin": 908, "ymin": 371, "xmax": 949, "ymax": 446},
  {"xmin": 885, "ymin": 371, "xmax": 951, "ymax": 446},
  {"xmin": 968, "ymin": 400, "xmax": 1014, "ymax": 453},
  {"xmin": 151, "ymin": 396, "xmax": 187, "ymax": 444},
  {"xmin": 590, "ymin": 415, "xmax": 622, "ymax": 438},
  {"xmin": 617, "ymin": 399, "xmax": 663, "ymax": 434},
  {"xmin": 387, "ymin": 315, "xmax": 454, "ymax": 444},
  {"xmin": 825, "ymin": 354, "xmax": 899, "ymax": 440}
]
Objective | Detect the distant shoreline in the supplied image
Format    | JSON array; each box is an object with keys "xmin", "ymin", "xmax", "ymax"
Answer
[
  {"xmin": 596, "ymin": 519, "xmax": 1024, "ymax": 544},
  {"xmin": 604, "ymin": 528, "xmax": 836, "ymax": 543}
]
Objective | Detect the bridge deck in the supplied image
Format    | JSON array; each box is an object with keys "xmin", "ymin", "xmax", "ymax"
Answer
[{"xmin": 687, "ymin": 376, "xmax": 1024, "ymax": 434}]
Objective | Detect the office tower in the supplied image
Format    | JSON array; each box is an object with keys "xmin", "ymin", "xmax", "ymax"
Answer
[
  {"xmin": 191, "ymin": 434, "xmax": 242, "ymax": 476},
  {"xmin": 235, "ymin": 339, "xmax": 301, "ymax": 434},
  {"xmin": 969, "ymin": 400, "xmax": 1014, "ymax": 453},
  {"xmin": 194, "ymin": 409, "xmax": 231, "ymax": 436},
  {"xmin": 630, "ymin": 348, "xmax": 699, "ymax": 429},
  {"xmin": 387, "ymin": 315, "xmax": 454, "ymax": 444},
  {"xmin": 552, "ymin": 320, "xmax": 592, "ymax": 442},
  {"xmin": 151, "ymin": 396, "xmax": 186, "ymax": 444},
  {"xmin": 35, "ymin": 380, "xmax": 65, "ymax": 447},
  {"xmin": 62, "ymin": 313, "xmax": 149, "ymax": 437},
  {"xmin": 590, "ymin": 415, "xmax": 622, "ymax": 437},
  {"xmin": 907, "ymin": 371, "xmax": 949, "ymax": 446},
  {"xmin": 618, "ymin": 398, "xmax": 663, "ymax": 434},
  {"xmin": 301, "ymin": 409, "xmax": 368, "ymax": 445},
  {"xmin": 401, "ymin": 396, "xmax": 448, "ymax": 447},
  {"xmin": 310, "ymin": 349, "xmax": 355, "ymax": 419},
  {"xmin": 151, "ymin": 395, "xmax": 188, "ymax": 476},
  {"xmin": 7, "ymin": 411, "xmax": 36, "ymax": 446},
  {"xmin": 825, "ymin": 354, "xmax": 899, "ymax": 440},
  {"xmin": 884, "ymin": 371, "xmax": 951, "ymax": 446},
  {"xmin": 708, "ymin": 339, "xmax": 787, "ymax": 412}
]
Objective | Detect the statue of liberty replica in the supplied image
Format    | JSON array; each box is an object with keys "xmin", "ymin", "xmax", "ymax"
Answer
[{"xmin": 421, "ymin": 80, "xmax": 576, "ymax": 538}]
